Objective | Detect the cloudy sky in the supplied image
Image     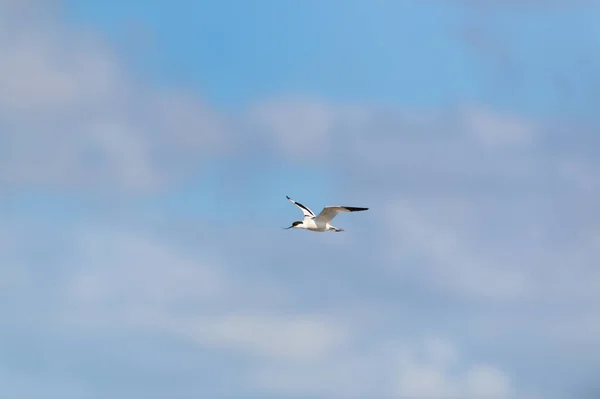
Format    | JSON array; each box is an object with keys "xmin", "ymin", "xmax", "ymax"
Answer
[{"xmin": 1, "ymin": 0, "xmax": 599, "ymax": 398}]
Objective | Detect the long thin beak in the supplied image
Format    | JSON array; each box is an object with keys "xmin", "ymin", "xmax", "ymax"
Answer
[{"xmin": 283, "ymin": 226, "xmax": 293, "ymax": 230}]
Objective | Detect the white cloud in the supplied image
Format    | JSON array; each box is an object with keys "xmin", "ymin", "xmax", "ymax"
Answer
[
  {"xmin": 1, "ymin": 0, "xmax": 595, "ymax": 203},
  {"xmin": 249, "ymin": 99, "xmax": 339, "ymax": 160},
  {"xmin": 396, "ymin": 367, "xmax": 460, "ymax": 398},
  {"xmin": 2, "ymin": 217, "xmax": 523, "ymax": 397},
  {"xmin": 53, "ymin": 226, "xmax": 349, "ymax": 366},
  {"xmin": 0, "ymin": 1, "xmax": 230, "ymax": 191},
  {"xmin": 394, "ymin": 338, "xmax": 461, "ymax": 398},
  {"xmin": 558, "ymin": 158, "xmax": 600, "ymax": 193},
  {"xmin": 169, "ymin": 313, "xmax": 349, "ymax": 362},
  {"xmin": 249, "ymin": 336, "xmax": 515, "ymax": 398},
  {"xmin": 394, "ymin": 340, "xmax": 512, "ymax": 399},
  {"xmin": 424, "ymin": 336, "xmax": 460, "ymax": 367},
  {"xmin": 384, "ymin": 200, "xmax": 533, "ymax": 301},
  {"xmin": 0, "ymin": 31, "xmax": 121, "ymax": 114},
  {"xmin": 66, "ymin": 228, "xmax": 226, "ymax": 308},
  {"xmin": 381, "ymin": 195, "xmax": 600, "ymax": 312},
  {"xmin": 466, "ymin": 364, "xmax": 512, "ymax": 397},
  {"xmin": 463, "ymin": 106, "xmax": 538, "ymax": 149}
]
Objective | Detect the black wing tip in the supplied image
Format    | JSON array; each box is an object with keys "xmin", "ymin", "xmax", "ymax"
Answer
[{"xmin": 346, "ymin": 207, "xmax": 369, "ymax": 212}]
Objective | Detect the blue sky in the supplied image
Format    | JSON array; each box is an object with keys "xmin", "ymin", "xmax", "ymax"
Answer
[
  {"xmin": 63, "ymin": 0, "xmax": 600, "ymax": 115},
  {"xmin": 65, "ymin": 0, "xmax": 474, "ymax": 108},
  {"xmin": 1, "ymin": 0, "xmax": 600, "ymax": 398}
]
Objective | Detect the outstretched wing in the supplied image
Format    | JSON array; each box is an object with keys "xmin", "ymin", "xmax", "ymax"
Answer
[
  {"xmin": 315, "ymin": 206, "xmax": 368, "ymax": 223},
  {"xmin": 286, "ymin": 196, "xmax": 316, "ymax": 218}
]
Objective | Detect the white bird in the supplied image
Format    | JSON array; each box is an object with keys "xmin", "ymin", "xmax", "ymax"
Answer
[{"xmin": 284, "ymin": 195, "xmax": 368, "ymax": 232}]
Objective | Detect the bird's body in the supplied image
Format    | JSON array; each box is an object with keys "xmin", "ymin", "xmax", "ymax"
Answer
[
  {"xmin": 284, "ymin": 196, "xmax": 368, "ymax": 232},
  {"xmin": 297, "ymin": 216, "xmax": 329, "ymax": 232}
]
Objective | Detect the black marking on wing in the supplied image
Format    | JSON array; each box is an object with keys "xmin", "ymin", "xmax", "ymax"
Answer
[
  {"xmin": 295, "ymin": 202, "xmax": 315, "ymax": 216},
  {"xmin": 343, "ymin": 207, "xmax": 369, "ymax": 212},
  {"xmin": 286, "ymin": 195, "xmax": 315, "ymax": 217}
]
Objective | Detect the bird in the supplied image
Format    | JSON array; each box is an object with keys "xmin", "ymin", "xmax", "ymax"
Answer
[{"xmin": 284, "ymin": 195, "xmax": 368, "ymax": 232}]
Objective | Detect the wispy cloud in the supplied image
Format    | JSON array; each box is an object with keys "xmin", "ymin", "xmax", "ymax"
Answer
[
  {"xmin": 1, "ymin": 1, "xmax": 599, "ymax": 398},
  {"xmin": 0, "ymin": 1, "xmax": 230, "ymax": 191}
]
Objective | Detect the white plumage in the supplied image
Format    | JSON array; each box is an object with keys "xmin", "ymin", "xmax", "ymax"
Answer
[{"xmin": 284, "ymin": 195, "xmax": 368, "ymax": 232}]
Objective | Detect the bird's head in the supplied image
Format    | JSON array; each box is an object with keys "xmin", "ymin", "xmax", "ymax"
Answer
[{"xmin": 284, "ymin": 221, "xmax": 304, "ymax": 229}]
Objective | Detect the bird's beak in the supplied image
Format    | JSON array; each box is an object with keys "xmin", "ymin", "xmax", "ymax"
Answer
[{"xmin": 283, "ymin": 225, "xmax": 293, "ymax": 230}]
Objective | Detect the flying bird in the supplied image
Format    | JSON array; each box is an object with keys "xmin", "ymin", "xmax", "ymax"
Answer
[{"xmin": 284, "ymin": 195, "xmax": 368, "ymax": 232}]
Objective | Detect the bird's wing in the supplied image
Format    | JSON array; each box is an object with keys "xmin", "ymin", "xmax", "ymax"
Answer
[
  {"xmin": 315, "ymin": 206, "xmax": 369, "ymax": 223},
  {"xmin": 286, "ymin": 196, "xmax": 316, "ymax": 218}
]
